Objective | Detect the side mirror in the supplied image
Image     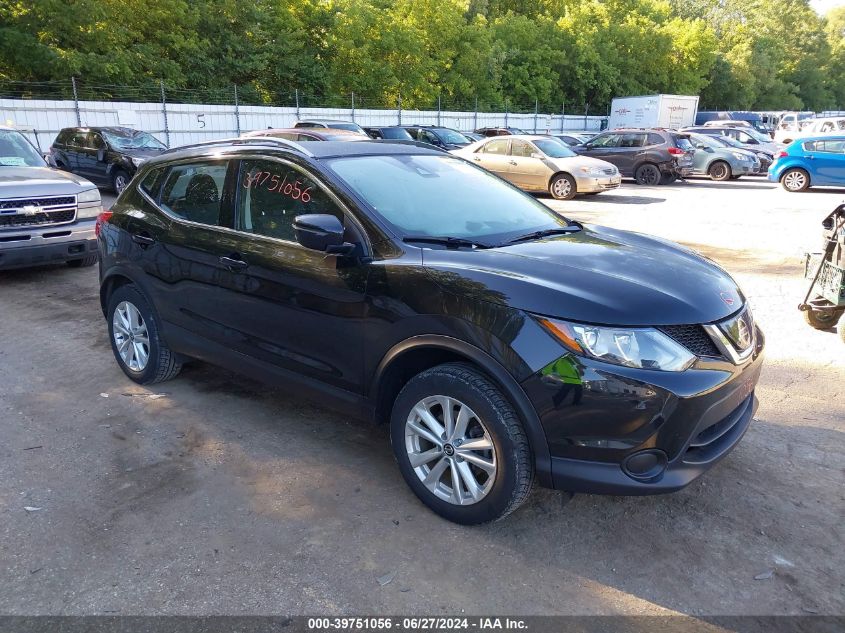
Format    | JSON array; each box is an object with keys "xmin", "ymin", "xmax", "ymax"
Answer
[
  {"xmin": 531, "ymin": 152, "xmax": 544, "ymax": 159},
  {"xmin": 293, "ymin": 214, "xmax": 355, "ymax": 255},
  {"xmin": 97, "ymin": 148, "xmax": 106, "ymax": 162}
]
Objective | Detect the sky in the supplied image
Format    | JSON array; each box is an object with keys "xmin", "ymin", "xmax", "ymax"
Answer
[{"xmin": 811, "ymin": 0, "xmax": 844, "ymax": 14}]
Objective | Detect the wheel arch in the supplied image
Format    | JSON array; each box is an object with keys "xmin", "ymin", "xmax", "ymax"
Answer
[
  {"xmin": 779, "ymin": 165, "xmax": 811, "ymax": 185},
  {"xmin": 548, "ymin": 170, "xmax": 574, "ymax": 189},
  {"xmin": 370, "ymin": 335, "xmax": 553, "ymax": 487}
]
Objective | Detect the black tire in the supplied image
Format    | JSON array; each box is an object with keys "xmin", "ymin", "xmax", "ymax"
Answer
[
  {"xmin": 730, "ymin": 175, "xmax": 742, "ymax": 180},
  {"xmin": 838, "ymin": 311, "xmax": 845, "ymax": 345},
  {"xmin": 112, "ymin": 168, "xmax": 131, "ymax": 195},
  {"xmin": 660, "ymin": 172, "xmax": 678, "ymax": 185},
  {"xmin": 634, "ymin": 163, "xmax": 661, "ymax": 185},
  {"xmin": 549, "ymin": 173, "xmax": 577, "ymax": 200},
  {"xmin": 389, "ymin": 362, "xmax": 534, "ymax": 524},
  {"xmin": 708, "ymin": 160, "xmax": 732, "ymax": 181},
  {"xmin": 106, "ymin": 284, "xmax": 182, "ymax": 384},
  {"xmin": 803, "ymin": 308, "xmax": 844, "ymax": 330},
  {"xmin": 67, "ymin": 253, "xmax": 98, "ymax": 268},
  {"xmin": 781, "ymin": 168, "xmax": 810, "ymax": 192}
]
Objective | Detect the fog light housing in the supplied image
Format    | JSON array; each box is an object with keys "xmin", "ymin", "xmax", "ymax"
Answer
[{"xmin": 622, "ymin": 449, "xmax": 668, "ymax": 482}]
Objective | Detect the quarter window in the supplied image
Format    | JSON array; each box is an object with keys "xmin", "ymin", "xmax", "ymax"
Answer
[
  {"xmin": 159, "ymin": 161, "xmax": 229, "ymax": 226},
  {"xmin": 140, "ymin": 167, "xmax": 166, "ymax": 199},
  {"xmin": 235, "ymin": 159, "xmax": 343, "ymax": 242}
]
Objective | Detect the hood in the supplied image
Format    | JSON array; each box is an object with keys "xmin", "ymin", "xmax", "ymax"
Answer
[
  {"xmin": 0, "ymin": 167, "xmax": 97, "ymax": 198},
  {"xmin": 422, "ymin": 225, "xmax": 744, "ymax": 326},
  {"xmin": 119, "ymin": 148, "xmax": 166, "ymax": 159},
  {"xmin": 548, "ymin": 155, "xmax": 616, "ymax": 172}
]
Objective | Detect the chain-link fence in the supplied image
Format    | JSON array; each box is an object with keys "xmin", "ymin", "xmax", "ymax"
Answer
[{"xmin": 0, "ymin": 78, "xmax": 609, "ymax": 150}]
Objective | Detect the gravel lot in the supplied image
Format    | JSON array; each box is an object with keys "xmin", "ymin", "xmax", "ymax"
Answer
[{"xmin": 1, "ymin": 177, "xmax": 843, "ymax": 616}]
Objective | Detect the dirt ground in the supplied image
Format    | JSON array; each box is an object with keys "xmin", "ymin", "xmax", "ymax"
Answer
[{"xmin": 0, "ymin": 178, "xmax": 843, "ymax": 616}]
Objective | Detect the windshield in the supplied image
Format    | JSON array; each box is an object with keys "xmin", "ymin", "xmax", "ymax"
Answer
[
  {"xmin": 714, "ymin": 135, "xmax": 744, "ymax": 148},
  {"xmin": 691, "ymin": 134, "xmax": 721, "ymax": 149},
  {"xmin": 328, "ymin": 154, "xmax": 567, "ymax": 243},
  {"xmin": 326, "ymin": 122, "xmax": 366, "ymax": 133},
  {"xmin": 102, "ymin": 130, "xmax": 166, "ymax": 150},
  {"xmin": 534, "ymin": 139, "xmax": 576, "ymax": 158},
  {"xmin": 436, "ymin": 129, "xmax": 471, "ymax": 144},
  {"xmin": 0, "ymin": 130, "xmax": 47, "ymax": 167},
  {"xmin": 744, "ymin": 128, "xmax": 772, "ymax": 143}
]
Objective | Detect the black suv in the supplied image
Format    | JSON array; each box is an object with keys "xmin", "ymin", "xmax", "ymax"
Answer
[
  {"xmin": 51, "ymin": 127, "xmax": 167, "ymax": 194},
  {"xmin": 98, "ymin": 138, "xmax": 763, "ymax": 524},
  {"xmin": 572, "ymin": 128, "xmax": 695, "ymax": 184},
  {"xmin": 402, "ymin": 126, "xmax": 472, "ymax": 150}
]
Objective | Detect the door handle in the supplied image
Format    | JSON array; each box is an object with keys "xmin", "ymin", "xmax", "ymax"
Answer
[
  {"xmin": 802, "ymin": 155, "xmax": 814, "ymax": 159},
  {"xmin": 219, "ymin": 255, "xmax": 248, "ymax": 271},
  {"xmin": 473, "ymin": 157, "xmax": 481, "ymax": 161},
  {"xmin": 131, "ymin": 233, "xmax": 155, "ymax": 247},
  {"xmin": 508, "ymin": 160, "xmax": 518, "ymax": 165}
]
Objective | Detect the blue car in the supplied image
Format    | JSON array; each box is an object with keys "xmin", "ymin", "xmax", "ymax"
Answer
[{"xmin": 768, "ymin": 136, "xmax": 845, "ymax": 192}]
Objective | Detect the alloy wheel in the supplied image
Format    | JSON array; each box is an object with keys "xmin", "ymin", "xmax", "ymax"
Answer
[
  {"xmin": 783, "ymin": 171, "xmax": 807, "ymax": 191},
  {"xmin": 404, "ymin": 395, "xmax": 497, "ymax": 505},
  {"xmin": 114, "ymin": 174, "xmax": 128, "ymax": 193},
  {"xmin": 552, "ymin": 178, "xmax": 572, "ymax": 198},
  {"xmin": 112, "ymin": 301, "xmax": 150, "ymax": 372}
]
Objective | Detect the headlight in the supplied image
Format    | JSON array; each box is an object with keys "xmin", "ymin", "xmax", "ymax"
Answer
[
  {"xmin": 77, "ymin": 188, "xmax": 101, "ymax": 203},
  {"xmin": 580, "ymin": 166, "xmax": 607, "ymax": 176},
  {"xmin": 731, "ymin": 152, "xmax": 748, "ymax": 161},
  {"xmin": 130, "ymin": 156, "xmax": 147, "ymax": 168},
  {"xmin": 538, "ymin": 317, "xmax": 696, "ymax": 372}
]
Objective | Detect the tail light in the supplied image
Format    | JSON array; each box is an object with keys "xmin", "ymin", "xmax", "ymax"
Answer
[
  {"xmin": 667, "ymin": 147, "xmax": 685, "ymax": 156},
  {"xmin": 774, "ymin": 151, "xmax": 788, "ymax": 159},
  {"xmin": 95, "ymin": 210, "xmax": 113, "ymax": 238}
]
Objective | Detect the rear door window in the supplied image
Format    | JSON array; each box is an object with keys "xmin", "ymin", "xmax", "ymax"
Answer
[
  {"xmin": 480, "ymin": 139, "xmax": 510, "ymax": 154},
  {"xmin": 510, "ymin": 140, "xmax": 534, "ymax": 157},
  {"xmin": 617, "ymin": 133, "xmax": 647, "ymax": 148},
  {"xmin": 159, "ymin": 161, "xmax": 229, "ymax": 226}
]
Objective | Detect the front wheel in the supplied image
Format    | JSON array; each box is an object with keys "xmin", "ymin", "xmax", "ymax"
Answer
[
  {"xmin": 549, "ymin": 173, "xmax": 577, "ymax": 200},
  {"xmin": 390, "ymin": 363, "xmax": 533, "ymax": 524},
  {"xmin": 112, "ymin": 169, "xmax": 130, "ymax": 195},
  {"xmin": 803, "ymin": 308, "xmax": 844, "ymax": 330},
  {"xmin": 708, "ymin": 160, "xmax": 732, "ymax": 181},
  {"xmin": 781, "ymin": 168, "xmax": 810, "ymax": 192},
  {"xmin": 634, "ymin": 163, "xmax": 661, "ymax": 185},
  {"xmin": 107, "ymin": 284, "xmax": 182, "ymax": 384}
]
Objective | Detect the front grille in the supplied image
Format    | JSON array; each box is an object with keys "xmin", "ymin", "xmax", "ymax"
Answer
[
  {"xmin": 602, "ymin": 168, "xmax": 617, "ymax": 175},
  {"xmin": 0, "ymin": 196, "xmax": 75, "ymax": 210},
  {"xmin": 684, "ymin": 395, "xmax": 753, "ymax": 465},
  {"xmin": 0, "ymin": 195, "xmax": 77, "ymax": 229},
  {"xmin": 658, "ymin": 324, "xmax": 722, "ymax": 358}
]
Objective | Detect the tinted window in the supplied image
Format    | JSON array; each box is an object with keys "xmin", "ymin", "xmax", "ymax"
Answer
[
  {"xmin": 510, "ymin": 140, "xmax": 534, "ymax": 157},
  {"xmin": 235, "ymin": 159, "xmax": 343, "ymax": 242},
  {"xmin": 160, "ymin": 161, "xmax": 228, "ymax": 226},
  {"xmin": 673, "ymin": 135, "xmax": 694, "ymax": 151},
  {"xmin": 804, "ymin": 140, "xmax": 845, "ymax": 153},
  {"xmin": 617, "ymin": 133, "xmax": 647, "ymax": 148},
  {"xmin": 367, "ymin": 129, "xmax": 384, "ymax": 139},
  {"xmin": 382, "ymin": 128, "xmax": 413, "ymax": 140},
  {"xmin": 647, "ymin": 133, "xmax": 664, "ymax": 146},
  {"xmin": 139, "ymin": 167, "xmax": 166, "ymax": 198},
  {"xmin": 88, "ymin": 132, "xmax": 105, "ymax": 149},
  {"xmin": 480, "ymin": 139, "xmax": 509, "ymax": 155},
  {"xmin": 56, "ymin": 129, "xmax": 73, "ymax": 145},
  {"xmin": 69, "ymin": 131, "xmax": 88, "ymax": 147},
  {"xmin": 585, "ymin": 134, "xmax": 617, "ymax": 148}
]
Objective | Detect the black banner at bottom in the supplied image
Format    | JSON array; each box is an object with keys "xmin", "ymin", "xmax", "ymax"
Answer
[{"xmin": 0, "ymin": 617, "xmax": 841, "ymax": 633}]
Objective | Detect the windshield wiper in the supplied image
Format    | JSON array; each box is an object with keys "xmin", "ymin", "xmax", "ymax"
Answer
[
  {"xmin": 403, "ymin": 236, "xmax": 492, "ymax": 249},
  {"xmin": 504, "ymin": 223, "xmax": 582, "ymax": 245}
]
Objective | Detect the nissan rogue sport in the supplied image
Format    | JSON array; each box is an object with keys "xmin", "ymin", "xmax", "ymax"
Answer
[{"xmin": 97, "ymin": 137, "xmax": 764, "ymax": 524}]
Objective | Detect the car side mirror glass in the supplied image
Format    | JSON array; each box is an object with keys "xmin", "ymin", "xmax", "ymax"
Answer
[
  {"xmin": 97, "ymin": 148, "xmax": 106, "ymax": 162},
  {"xmin": 531, "ymin": 152, "xmax": 544, "ymax": 159},
  {"xmin": 293, "ymin": 214, "xmax": 355, "ymax": 255}
]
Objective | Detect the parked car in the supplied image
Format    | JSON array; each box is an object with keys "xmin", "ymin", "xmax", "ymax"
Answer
[
  {"xmin": 684, "ymin": 126, "xmax": 782, "ymax": 157},
  {"xmin": 701, "ymin": 134, "xmax": 774, "ymax": 173},
  {"xmin": 97, "ymin": 136, "xmax": 763, "ymax": 524},
  {"xmin": 463, "ymin": 132, "xmax": 485, "ymax": 142},
  {"xmin": 0, "ymin": 126, "xmax": 102, "ymax": 269},
  {"xmin": 687, "ymin": 133, "xmax": 760, "ymax": 180},
  {"xmin": 768, "ymin": 136, "xmax": 845, "ymax": 192},
  {"xmin": 696, "ymin": 111, "xmax": 770, "ymax": 136},
  {"xmin": 402, "ymin": 126, "xmax": 472, "ymax": 150},
  {"xmin": 452, "ymin": 135, "xmax": 620, "ymax": 199},
  {"xmin": 294, "ymin": 119, "xmax": 367, "ymax": 135},
  {"xmin": 475, "ymin": 127, "xmax": 528, "ymax": 137},
  {"xmin": 783, "ymin": 117, "xmax": 845, "ymax": 143},
  {"xmin": 50, "ymin": 126, "xmax": 167, "ymax": 194},
  {"xmin": 571, "ymin": 128, "xmax": 695, "ymax": 185},
  {"xmin": 554, "ymin": 132, "xmax": 596, "ymax": 146},
  {"xmin": 774, "ymin": 112, "xmax": 817, "ymax": 144},
  {"xmin": 243, "ymin": 128, "xmax": 367, "ymax": 142},
  {"xmin": 363, "ymin": 126, "xmax": 414, "ymax": 141}
]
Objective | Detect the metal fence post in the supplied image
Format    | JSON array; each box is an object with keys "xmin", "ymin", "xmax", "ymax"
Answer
[
  {"xmin": 561, "ymin": 102, "xmax": 565, "ymax": 133},
  {"xmin": 295, "ymin": 89, "xmax": 300, "ymax": 120},
  {"xmin": 233, "ymin": 84, "xmax": 240, "ymax": 136},
  {"xmin": 398, "ymin": 93, "xmax": 402, "ymax": 126},
  {"xmin": 474, "ymin": 97, "xmax": 478, "ymax": 132},
  {"xmin": 437, "ymin": 94, "xmax": 441, "ymax": 127},
  {"xmin": 351, "ymin": 92, "xmax": 355, "ymax": 123},
  {"xmin": 160, "ymin": 80, "xmax": 170, "ymax": 148},
  {"xmin": 583, "ymin": 103, "xmax": 588, "ymax": 130},
  {"xmin": 504, "ymin": 100, "xmax": 509, "ymax": 128},
  {"xmin": 533, "ymin": 99, "xmax": 538, "ymax": 134},
  {"xmin": 71, "ymin": 77, "xmax": 81, "ymax": 126}
]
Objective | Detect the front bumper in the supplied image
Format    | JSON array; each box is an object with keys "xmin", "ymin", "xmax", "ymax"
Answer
[
  {"xmin": 0, "ymin": 219, "xmax": 97, "ymax": 270},
  {"xmin": 522, "ymin": 329, "xmax": 764, "ymax": 495},
  {"xmin": 575, "ymin": 174, "xmax": 622, "ymax": 193}
]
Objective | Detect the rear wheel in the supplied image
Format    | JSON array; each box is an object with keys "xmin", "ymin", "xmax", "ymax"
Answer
[
  {"xmin": 107, "ymin": 284, "xmax": 182, "ymax": 384},
  {"xmin": 781, "ymin": 168, "xmax": 810, "ymax": 192},
  {"xmin": 549, "ymin": 173, "xmax": 577, "ymax": 200},
  {"xmin": 803, "ymin": 308, "xmax": 844, "ymax": 330},
  {"xmin": 390, "ymin": 363, "xmax": 533, "ymax": 524},
  {"xmin": 634, "ymin": 163, "xmax": 661, "ymax": 185},
  {"xmin": 708, "ymin": 160, "xmax": 732, "ymax": 181}
]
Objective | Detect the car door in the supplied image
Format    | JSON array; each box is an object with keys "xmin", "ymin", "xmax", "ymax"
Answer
[
  {"xmin": 614, "ymin": 132, "xmax": 648, "ymax": 175},
  {"xmin": 63, "ymin": 131, "xmax": 89, "ymax": 174},
  {"xmin": 192, "ymin": 156, "xmax": 369, "ymax": 393},
  {"xmin": 804, "ymin": 139, "xmax": 845, "ymax": 184},
  {"xmin": 508, "ymin": 139, "xmax": 547, "ymax": 190},
  {"xmin": 469, "ymin": 138, "xmax": 512, "ymax": 181},
  {"xmin": 577, "ymin": 133, "xmax": 621, "ymax": 169},
  {"xmin": 73, "ymin": 131, "xmax": 104, "ymax": 185}
]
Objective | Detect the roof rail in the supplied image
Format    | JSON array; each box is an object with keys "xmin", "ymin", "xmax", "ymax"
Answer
[{"xmin": 163, "ymin": 136, "xmax": 314, "ymax": 157}]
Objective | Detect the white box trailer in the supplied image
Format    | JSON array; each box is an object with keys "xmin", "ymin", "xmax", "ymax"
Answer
[{"xmin": 607, "ymin": 94, "xmax": 699, "ymax": 130}]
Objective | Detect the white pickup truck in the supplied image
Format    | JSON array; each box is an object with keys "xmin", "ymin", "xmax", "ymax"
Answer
[{"xmin": 0, "ymin": 126, "xmax": 102, "ymax": 270}]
